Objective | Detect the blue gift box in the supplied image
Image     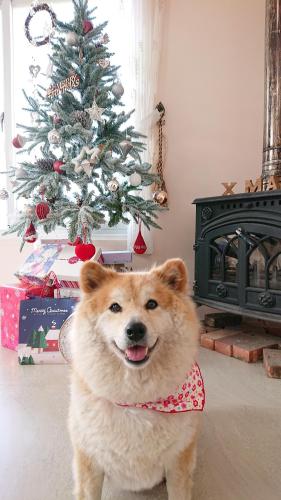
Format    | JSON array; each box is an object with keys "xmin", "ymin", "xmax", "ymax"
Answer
[{"xmin": 18, "ymin": 298, "xmax": 77, "ymax": 365}]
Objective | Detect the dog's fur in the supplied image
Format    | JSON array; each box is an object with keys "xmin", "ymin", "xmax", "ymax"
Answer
[{"xmin": 69, "ymin": 259, "xmax": 201, "ymax": 500}]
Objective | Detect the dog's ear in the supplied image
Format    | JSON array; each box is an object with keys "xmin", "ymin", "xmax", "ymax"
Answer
[
  {"xmin": 80, "ymin": 262, "xmax": 115, "ymax": 293},
  {"xmin": 153, "ymin": 258, "xmax": 188, "ymax": 293}
]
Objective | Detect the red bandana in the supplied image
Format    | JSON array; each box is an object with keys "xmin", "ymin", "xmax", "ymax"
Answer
[{"xmin": 116, "ymin": 363, "xmax": 205, "ymax": 413}]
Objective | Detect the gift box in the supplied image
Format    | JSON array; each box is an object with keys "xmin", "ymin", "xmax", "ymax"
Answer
[
  {"xmin": 16, "ymin": 243, "xmax": 103, "ymax": 289},
  {"xmin": 0, "ymin": 284, "xmax": 31, "ymax": 350},
  {"xmin": 18, "ymin": 297, "xmax": 76, "ymax": 364}
]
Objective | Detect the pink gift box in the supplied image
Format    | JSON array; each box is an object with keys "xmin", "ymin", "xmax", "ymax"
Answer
[{"xmin": 0, "ymin": 284, "xmax": 30, "ymax": 351}]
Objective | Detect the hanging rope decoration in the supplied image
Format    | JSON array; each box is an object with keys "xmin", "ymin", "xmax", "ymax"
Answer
[
  {"xmin": 153, "ymin": 102, "xmax": 168, "ymax": 206},
  {"xmin": 25, "ymin": 3, "xmax": 56, "ymax": 47}
]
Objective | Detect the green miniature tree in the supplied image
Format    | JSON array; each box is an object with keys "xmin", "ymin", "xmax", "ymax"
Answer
[
  {"xmin": 7, "ymin": 0, "xmax": 161, "ymax": 247},
  {"xmin": 27, "ymin": 326, "xmax": 48, "ymax": 352}
]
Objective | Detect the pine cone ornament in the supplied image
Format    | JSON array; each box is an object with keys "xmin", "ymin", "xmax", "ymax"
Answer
[
  {"xmin": 70, "ymin": 110, "xmax": 92, "ymax": 129},
  {"xmin": 36, "ymin": 159, "xmax": 54, "ymax": 172}
]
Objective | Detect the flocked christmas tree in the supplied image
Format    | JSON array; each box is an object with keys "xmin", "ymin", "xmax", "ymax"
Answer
[{"xmin": 7, "ymin": 0, "xmax": 162, "ymax": 253}]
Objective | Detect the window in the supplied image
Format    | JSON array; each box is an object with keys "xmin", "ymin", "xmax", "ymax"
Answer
[{"xmin": 0, "ymin": 0, "xmax": 134, "ymax": 239}]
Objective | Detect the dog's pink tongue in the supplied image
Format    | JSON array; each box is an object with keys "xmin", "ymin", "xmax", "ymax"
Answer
[{"xmin": 125, "ymin": 346, "xmax": 148, "ymax": 362}]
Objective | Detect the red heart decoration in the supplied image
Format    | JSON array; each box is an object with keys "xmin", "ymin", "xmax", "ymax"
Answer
[{"xmin": 75, "ymin": 243, "xmax": 96, "ymax": 261}]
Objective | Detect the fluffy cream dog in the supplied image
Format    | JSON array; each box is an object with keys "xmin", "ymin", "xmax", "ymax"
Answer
[{"xmin": 69, "ymin": 258, "xmax": 203, "ymax": 500}]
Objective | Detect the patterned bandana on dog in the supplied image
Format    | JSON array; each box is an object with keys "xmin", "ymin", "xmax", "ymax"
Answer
[{"xmin": 116, "ymin": 363, "xmax": 205, "ymax": 413}]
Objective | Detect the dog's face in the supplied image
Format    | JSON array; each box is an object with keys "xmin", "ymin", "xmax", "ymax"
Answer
[{"xmin": 72, "ymin": 259, "xmax": 200, "ymax": 402}]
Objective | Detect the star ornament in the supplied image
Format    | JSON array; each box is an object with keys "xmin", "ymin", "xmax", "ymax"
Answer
[{"xmin": 85, "ymin": 101, "xmax": 105, "ymax": 122}]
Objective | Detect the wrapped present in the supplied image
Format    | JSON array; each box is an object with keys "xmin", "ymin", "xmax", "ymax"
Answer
[
  {"xmin": 18, "ymin": 297, "xmax": 77, "ymax": 364},
  {"xmin": 16, "ymin": 243, "xmax": 103, "ymax": 289},
  {"xmin": 0, "ymin": 284, "xmax": 31, "ymax": 350}
]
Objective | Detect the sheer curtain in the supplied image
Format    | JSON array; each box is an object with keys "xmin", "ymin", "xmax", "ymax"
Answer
[{"xmin": 126, "ymin": 0, "xmax": 166, "ymax": 254}]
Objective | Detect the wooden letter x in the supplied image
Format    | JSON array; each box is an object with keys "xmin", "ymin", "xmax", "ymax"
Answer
[{"xmin": 222, "ymin": 182, "xmax": 237, "ymax": 196}]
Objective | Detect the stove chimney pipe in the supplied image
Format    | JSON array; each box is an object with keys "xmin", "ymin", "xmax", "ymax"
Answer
[{"xmin": 262, "ymin": 0, "xmax": 281, "ymax": 188}]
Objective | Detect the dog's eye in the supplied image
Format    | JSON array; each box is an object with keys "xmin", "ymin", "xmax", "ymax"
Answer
[
  {"xmin": 109, "ymin": 303, "xmax": 122, "ymax": 313},
  {"xmin": 145, "ymin": 299, "xmax": 158, "ymax": 310}
]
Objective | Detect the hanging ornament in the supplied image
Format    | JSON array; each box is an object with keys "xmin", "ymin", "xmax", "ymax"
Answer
[
  {"xmin": 98, "ymin": 59, "xmax": 110, "ymax": 69},
  {"xmin": 29, "ymin": 64, "xmax": 41, "ymax": 79},
  {"xmin": 24, "ymin": 204, "xmax": 35, "ymax": 217},
  {"xmin": 83, "ymin": 20, "xmax": 93, "ymax": 34},
  {"xmin": 153, "ymin": 190, "xmax": 168, "ymax": 206},
  {"xmin": 107, "ymin": 178, "xmax": 120, "ymax": 192},
  {"xmin": 133, "ymin": 221, "xmax": 147, "ymax": 255},
  {"xmin": 36, "ymin": 158, "xmax": 54, "ymax": 171},
  {"xmin": 129, "ymin": 172, "xmax": 142, "ymax": 187},
  {"xmin": 101, "ymin": 33, "xmax": 110, "ymax": 44},
  {"xmin": 85, "ymin": 101, "xmax": 105, "ymax": 122},
  {"xmin": 12, "ymin": 134, "xmax": 27, "ymax": 149},
  {"xmin": 36, "ymin": 201, "xmax": 50, "ymax": 220},
  {"xmin": 24, "ymin": 222, "xmax": 37, "ymax": 243},
  {"xmin": 153, "ymin": 102, "xmax": 168, "ymax": 206},
  {"xmin": 66, "ymin": 31, "xmax": 79, "ymax": 46},
  {"xmin": 25, "ymin": 2, "xmax": 56, "ymax": 47},
  {"xmin": 120, "ymin": 139, "xmax": 133, "ymax": 156},
  {"xmin": 53, "ymin": 114, "xmax": 62, "ymax": 125},
  {"xmin": 0, "ymin": 189, "xmax": 9, "ymax": 200},
  {"xmin": 48, "ymin": 129, "xmax": 61, "ymax": 145},
  {"xmin": 53, "ymin": 160, "xmax": 65, "ymax": 174},
  {"xmin": 15, "ymin": 167, "xmax": 26, "ymax": 179},
  {"xmin": 111, "ymin": 81, "xmax": 124, "ymax": 99},
  {"xmin": 75, "ymin": 243, "xmax": 96, "ymax": 262},
  {"xmin": 72, "ymin": 146, "xmax": 100, "ymax": 176}
]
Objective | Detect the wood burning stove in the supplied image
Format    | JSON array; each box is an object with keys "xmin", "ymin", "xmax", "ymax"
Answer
[{"xmin": 193, "ymin": 191, "xmax": 281, "ymax": 322}]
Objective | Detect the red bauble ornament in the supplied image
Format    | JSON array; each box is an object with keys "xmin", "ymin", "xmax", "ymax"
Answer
[
  {"xmin": 53, "ymin": 160, "xmax": 64, "ymax": 174},
  {"xmin": 133, "ymin": 224, "xmax": 147, "ymax": 254},
  {"xmin": 83, "ymin": 20, "xmax": 93, "ymax": 34},
  {"xmin": 24, "ymin": 222, "xmax": 37, "ymax": 243},
  {"xmin": 75, "ymin": 243, "xmax": 96, "ymax": 261},
  {"xmin": 12, "ymin": 134, "xmax": 26, "ymax": 149},
  {"xmin": 68, "ymin": 236, "xmax": 82, "ymax": 246},
  {"xmin": 36, "ymin": 202, "xmax": 50, "ymax": 220}
]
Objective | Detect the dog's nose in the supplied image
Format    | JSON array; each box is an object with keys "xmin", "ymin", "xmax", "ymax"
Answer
[{"xmin": 126, "ymin": 322, "xmax": 147, "ymax": 343}]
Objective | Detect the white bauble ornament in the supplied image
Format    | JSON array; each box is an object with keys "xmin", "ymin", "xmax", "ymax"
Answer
[
  {"xmin": 66, "ymin": 31, "xmax": 79, "ymax": 46},
  {"xmin": 48, "ymin": 129, "xmax": 61, "ymax": 145},
  {"xmin": 129, "ymin": 172, "xmax": 142, "ymax": 187},
  {"xmin": 112, "ymin": 81, "xmax": 124, "ymax": 99},
  {"xmin": 15, "ymin": 167, "xmax": 26, "ymax": 179},
  {"xmin": 24, "ymin": 204, "xmax": 35, "ymax": 217},
  {"xmin": 107, "ymin": 178, "xmax": 119, "ymax": 192},
  {"xmin": 0, "ymin": 189, "xmax": 9, "ymax": 200}
]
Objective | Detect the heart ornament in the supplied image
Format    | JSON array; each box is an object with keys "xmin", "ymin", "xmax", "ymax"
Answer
[{"xmin": 29, "ymin": 64, "xmax": 41, "ymax": 78}]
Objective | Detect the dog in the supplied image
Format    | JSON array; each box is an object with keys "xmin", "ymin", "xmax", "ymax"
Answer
[{"xmin": 69, "ymin": 258, "xmax": 204, "ymax": 500}]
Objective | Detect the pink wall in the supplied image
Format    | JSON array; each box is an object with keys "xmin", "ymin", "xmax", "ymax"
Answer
[{"xmin": 1, "ymin": 0, "xmax": 266, "ymax": 282}]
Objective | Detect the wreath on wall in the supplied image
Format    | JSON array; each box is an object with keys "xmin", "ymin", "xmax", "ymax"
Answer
[{"xmin": 25, "ymin": 3, "xmax": 56, "ymax": 47}]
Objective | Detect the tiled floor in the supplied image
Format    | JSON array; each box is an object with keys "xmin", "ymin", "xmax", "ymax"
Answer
[{"xmin": 0, "ymin": 346, "xmax": 280, "ymax": 500}]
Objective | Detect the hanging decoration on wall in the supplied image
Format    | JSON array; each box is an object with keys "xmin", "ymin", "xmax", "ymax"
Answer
[
  {"xmin": 133, "ymin": 219, "xmax": 147, "ymax": 255},
  {"xmin": 47, "ymin": 73, "xmax": 80, "ymax": 98},
  {"xmin": 153, "ymin": 102, "xmax": 168, "ymax": 206},
  {"xmin": 25, "ymin": 2, "xmax": 56, "ymax": 47}
]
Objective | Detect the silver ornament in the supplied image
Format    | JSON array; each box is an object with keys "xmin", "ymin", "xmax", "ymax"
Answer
[
  {"xmin": 112, "ymin": 81, "xmax": 124, "ymax": 99},
  {"xmin": 66, "ymin": 31, "xmax": 79, "ymax": 46},
  {"xmin": 129, "ymin": 172, "xmax": 142, "ymax": 187},
  {"xmin": 24, "ymin": 204, "xmax": 35, "ymax": 217},
  {"xmin": 120, "ymin": 140, "xmax": 133, "ymax": 156},
  {"xmin": 0, "ymin": 188, "xmax": 9, "ymax": 200},
  {"xmin": 107, "ymin": 178, "xmax": 119, "ymax": 192},
  {"xmin": 15, "ymin": 167, "xmax": 26, "ymax": 179},
  {"xmin": 48, "ymin": 129, "xmax": 61, "ymax": 145}
]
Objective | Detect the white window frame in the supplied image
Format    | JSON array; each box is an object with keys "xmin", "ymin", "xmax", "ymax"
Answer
[{"xmin": 0, "ymin": 0, "xmax": 129, "ymax": 248}]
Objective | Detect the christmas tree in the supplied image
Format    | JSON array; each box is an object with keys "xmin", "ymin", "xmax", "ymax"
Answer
[
  {"xmin": 8, "ymin": 0, "xmax": 162, "ymax": 248},
  {"xmin": 27, "ymin": 326, "xmax": 48, "ymax": 352}
]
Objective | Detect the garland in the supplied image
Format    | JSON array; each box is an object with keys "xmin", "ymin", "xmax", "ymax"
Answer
[{"xmin": 25, "ymin": 3, "xmax": 56, "ymax": 47}]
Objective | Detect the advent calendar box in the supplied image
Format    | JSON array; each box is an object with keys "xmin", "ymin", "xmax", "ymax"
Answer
[{"xmin": 18, "ymin": 297, "xmax": 77, "ymax": 365}]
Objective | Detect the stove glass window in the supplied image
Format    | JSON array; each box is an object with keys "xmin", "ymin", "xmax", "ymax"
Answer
[
  {"xmin": 210, "ymin": 235, "xmax": 238, "ymax": 283},
  {"xmin": 248, "ymin": 235, "xmax": 281, "ymax": 290}
]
